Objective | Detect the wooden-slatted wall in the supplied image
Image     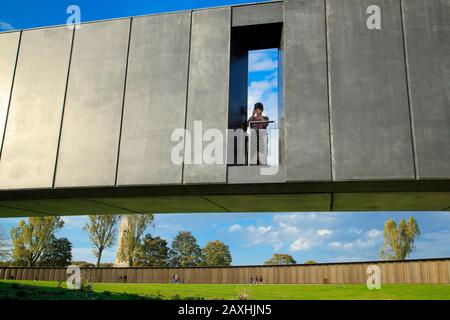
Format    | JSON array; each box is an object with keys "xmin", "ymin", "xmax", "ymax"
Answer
[{"xmin": 0, "ymin": 259, "xmax": 449, "ymax": 284}]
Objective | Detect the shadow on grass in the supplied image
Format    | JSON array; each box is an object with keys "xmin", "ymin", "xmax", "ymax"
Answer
[{"xmin": 0, "ymin": 281, "xmax": 167, "ymax": 300}]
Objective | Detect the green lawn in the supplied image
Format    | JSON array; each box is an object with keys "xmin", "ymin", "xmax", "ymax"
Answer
[{"xmin": 1, "ymin": 280, "xmax": 449, "ymax": 300}]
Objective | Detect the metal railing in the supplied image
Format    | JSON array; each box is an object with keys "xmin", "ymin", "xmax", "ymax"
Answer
[{"xmin": 228, "ymin": 120, "xmax": 279, "ymax": 166}]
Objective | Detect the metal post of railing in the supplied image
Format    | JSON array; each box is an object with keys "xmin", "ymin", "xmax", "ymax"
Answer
[{"xmin": 247, "ymin": 120, "xmax": 275, "ymax": 166}]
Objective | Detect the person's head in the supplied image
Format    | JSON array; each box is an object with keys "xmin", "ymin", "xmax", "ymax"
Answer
[{"xmin": 253, "ymin": 102, "xmax": 264, "ymax": 115}]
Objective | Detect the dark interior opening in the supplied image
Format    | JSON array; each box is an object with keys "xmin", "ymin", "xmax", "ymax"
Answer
[{"xmin": 228, "ymin": 22, "xmax": 283, "ymax": 166}]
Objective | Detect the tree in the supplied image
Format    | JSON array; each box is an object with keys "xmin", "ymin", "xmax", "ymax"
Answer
[
  {"xmin": 202, "ymin": 240, "xmax": 232, "ymax": 266},
  {"xmin": 169, "ymin": 231, "xmax": 202, "ymax": 267},
  {"xmin": 39, "ymin": 237, "xmax": 72, "ymax": 267},
  {"xmin": 10, "ymin": 216, "xmax": 64, "ymax": 266},
  {"xmin": 137, "ymin": 234, "xmax": 169, "ymax": 267},
  {"xmin": 83, "ymin": 214, "xmax": 121, "ymax": 267},
  {"xmin": 264, "ymin": 254, "xmax": 297, "ymax": 265},
  {"xmin": 380, "ymin": 217, "xmax": 421, "ymax": 260},
  {"xmin": 304, "ymin": 260, "xmax": 317, "ymax": 264},
  {"xmin": 0, "ymin": 227, "xmax": 10, "ymax": 262},
  {"xmin": 118, "ymin": 214, "xmax": 154, "ymax": 266}
]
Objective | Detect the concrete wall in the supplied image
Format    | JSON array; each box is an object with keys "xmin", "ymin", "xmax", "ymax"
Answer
[
  {"xmin": 0, "ymin": 27, "xmax": 73, "ymax": 189},
  {"xmin": 284, "ymin": 0, "xmax": 331, "ymax": 182},
  {"xmin": 54, "ymin": 20, "xmax": 130, "ymax": 188},
  {"xmin": 0, "ymin": 32, "xmax": 20, "ymax": 168},
  {"xmin": 117, "ymin": 12, "xmax": 191, "ymax": 186},
  {"xmin": 183, "ymin": 8, "xmax": 231, "ymax": 184},
  {"xmin": 328, "ymin": 0, "xmax": 415, "ymax": 181},
  {"xmin": 402, "ymin": 0, "xmax": 450, "ymax": 179},
  {"xmin": 0, "ymin": 0, "xmax": 449, "ymax": 216}
]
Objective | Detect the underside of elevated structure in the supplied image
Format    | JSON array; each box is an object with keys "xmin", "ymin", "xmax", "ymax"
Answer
[{"xmin": 0, "ymin": 0, "xmax": 449, "ymax": 217}]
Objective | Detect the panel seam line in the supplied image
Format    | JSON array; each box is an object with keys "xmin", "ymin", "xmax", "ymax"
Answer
[
  {"xmin": 52, "ymin": 26, "xmax": 76, "ymax": 188},
  {"xmin": 0, "ymin": 31, "xmax": 22, "ymax": 163}
]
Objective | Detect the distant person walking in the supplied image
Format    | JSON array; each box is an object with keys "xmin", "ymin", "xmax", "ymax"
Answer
[
  {"xmin": 249, "ymin": 274, "xmax": 253, "ymax": 284},
  {"xmin": 248, "ymin": 102, "xmax": 269, "ymax": 165}
]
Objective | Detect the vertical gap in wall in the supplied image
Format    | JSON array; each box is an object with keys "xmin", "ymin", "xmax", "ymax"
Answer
[
  {"xmin": 278, "ymin": 27, "xmax": 285, "ymax": 167},
  {"xmin": 114, "ymin": 18, "xmax": 133, "ymax": 187},
  {"xmin": 181, "ymin": 11, "xmax": 193, "ymax": 185},
  {"xmin": 324, "ymin": 0, "xmax": 335, "ymax": 181},
  {"xmin": 225, "ymin": 9, "xmax": 232, "ymax": 179},
  {"xmin": 400, "ymin": 0, "xmax": 418, "ymax": 180},
  {"xmin": 0, "ymin": 31, "xmax": 22, "ymax": 163},
  {"xmin": 52, "ymin": 27, "xmax": 76, "ymax": 188}
]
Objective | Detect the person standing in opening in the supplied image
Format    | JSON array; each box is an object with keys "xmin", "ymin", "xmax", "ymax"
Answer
[
  {"xmin": 249, "ymin": 274, "xmax": 253, "ymax": 284},
  {"xmin": 248, "ymin": 102, "xmax": 269, "ymax": 165}
]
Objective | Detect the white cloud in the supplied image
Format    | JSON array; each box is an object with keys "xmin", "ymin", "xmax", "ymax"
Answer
[
  {"xmin": 367, "ymin": 229, "xmax": 383, "ymax": 238},
  {"xmin": 248, "ymin": 76, "xmax": 278, "ymax": 108},
  {"xmin": 248, "ymin": 51, "xmax": 278, "ymax": 72},
  {"xmin": 329, "ymin": 239, "xmax": 376, "ymax": 250},
  {"xmin": 72, "ymin": 247, "xmax": 116, "ymax": 263},
  {"xmin": 62, "ymin": 216, "xmax": 89, "ymax": 229},
  {"xmin": 414, "ymin": 231, "xmax": 450, "ymax": 259},
  {"xmin": 343, "ymin": 243, "xmax": 354, "ymax": 250},
  {"xmin": 0, "ymin": 21, "xmax": 14, "ymax": 31},
  {"xmin": 318, "ymin": 229, "xmax": 332, "ymax": 237},
  {"xmin": 354, "ymin": 239, "xmax": 377, "ymax": 248},
  {"xmin": 290, "ymin": 238, "xmax": 313, "ymax": 252},
  {"xmin": 349, "ymin": 228, "xmax": 363, "ymax": 235},
  {"xmin": 229, "ymin": 224, "xmax": 242, "ymax": 232},
  {"xmin": 242, "ymin": 224, "xmax": 283, "ymax": 250},
  {"xmin": 273, "ymin": 213, "xmax": 337, "ymax": 225},
  {"xmin": 329, "ymin": 242, "xmax": 342, "ymax": 249},
  {"xmin": 247, "ymin": 225, "xmax": 272, "ymax": 235},
  {"xmin": 71, "ymin": 248, "xmax": 95, "ymax": 262},
  {"xmin": 279, "ymin": 222, "xmax": 299, "ymax": 234}
]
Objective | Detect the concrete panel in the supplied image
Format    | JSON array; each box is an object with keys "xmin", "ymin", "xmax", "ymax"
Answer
[
  {"xmin": 95, "ymin": 196, "xmax": 228, "ymax": 213},
  {"xmin": 328, "ymin": 0, "xmax": 415, "ymax": 180},
  {"xmin": 402, "ymin": 0, "xmax": 450, "ymax": 179},
  {"xmin": 183, "ymin": 8, "xmax": 231, "ymax": 184},
  {"xmin": 227, "ymin": 166, "xmax": 285, "ymax": 184},
  {"xmin": 55, "ymin": 20, "xmax": 130, "ymax": 187},
  {"xmin": 117, "ymin": 12, "xmax": 191, "ymax": 186},
  {"xmin": 232, "ymin": 2, "xmax": 283, "ymax": 27},
  {"xmin": 284, "ymin": 0, "xmax": 331, "ymax": 182},
  {"xmin": 205, "ymin": 194, "xmax": 331, "ymax": 212},
  {"xmin": 0, "ymin": 204, "xmax": 45, "ymax": 217},
  {"xmin": 0, "ymin": 27, "xmax": 73, "ymax": 189},
  {"xmin": 334, "ymin": 192, "xmax": 450, "ymax": 211},
  {"xmin": 0, "ymin": 198, "xmax": 134, "ymax": 216},
  {"xmin": 0, "ymin": 32, "xmax": 20, "ymax": 158}
]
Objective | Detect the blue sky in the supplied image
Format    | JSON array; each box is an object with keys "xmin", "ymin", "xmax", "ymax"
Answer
[
  {"xmin": 0, "ymin": 0, "xmax": 269, "ymax": 31},
  {"xmin": 1, "ymin": 212, "xmax": 450, "ymax": 265}
]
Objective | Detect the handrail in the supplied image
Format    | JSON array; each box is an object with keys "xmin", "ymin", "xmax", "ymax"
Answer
[{"xmin": 248, "ymin": 120, "xmax": 275, "ymax": 124}]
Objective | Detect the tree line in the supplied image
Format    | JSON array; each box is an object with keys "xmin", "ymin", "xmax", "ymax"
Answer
[
  {"xmin": 0, "ymin": 215, "xmax": 420, "ymax": 267},
  {"xmin": 0, "ymin": 214, "xmax": 232, "ymax": 268}
]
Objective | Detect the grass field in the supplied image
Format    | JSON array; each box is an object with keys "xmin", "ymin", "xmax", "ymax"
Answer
[{"xmin": 1, "ymin": 280, "xmax": 450, "ymax": 300}]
